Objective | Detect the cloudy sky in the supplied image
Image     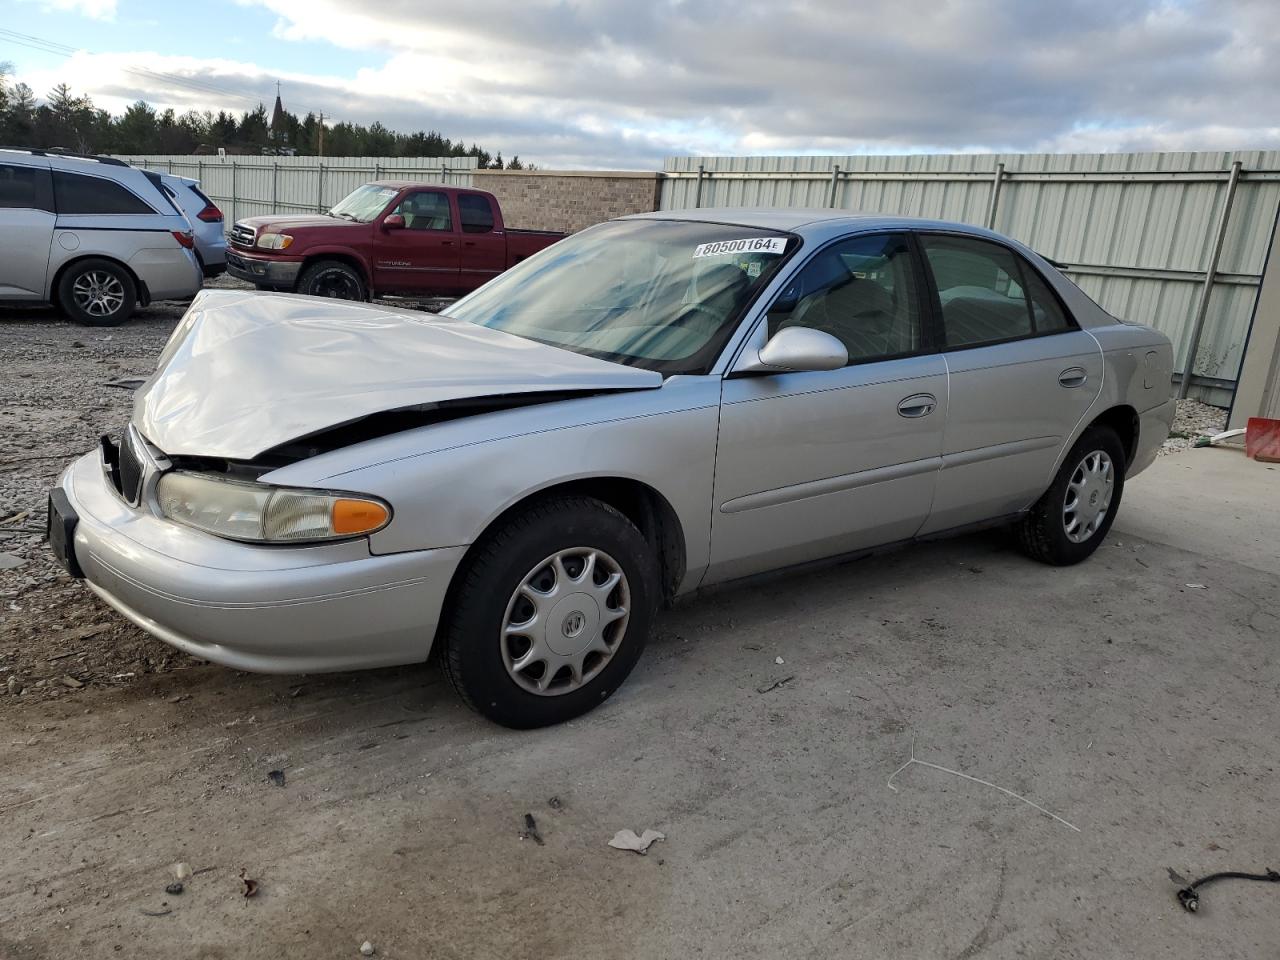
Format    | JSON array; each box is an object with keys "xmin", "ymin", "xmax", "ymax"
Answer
[{"xmin": 3, "ymin": 0, "xmax": 1278, "ymax": 168}]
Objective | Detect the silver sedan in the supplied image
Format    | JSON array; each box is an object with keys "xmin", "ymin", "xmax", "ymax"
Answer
[{"xmin": 49, "ymin": 209, "xmax": 1175, "ymax": 727}]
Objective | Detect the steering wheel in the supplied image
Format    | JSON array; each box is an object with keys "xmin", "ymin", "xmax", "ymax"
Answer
[{"xmin": 672, "ymin": 302, "xmax": 725, "ymax": 329}]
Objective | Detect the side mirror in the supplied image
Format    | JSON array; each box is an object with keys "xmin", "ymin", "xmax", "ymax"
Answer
[
  {"xmin": 383, "ymin": 214, "xmax": 406, "ymax": 231},
  {"xmin": 748, "ymin": 327, "xmax": 848, "ymax": 373}
]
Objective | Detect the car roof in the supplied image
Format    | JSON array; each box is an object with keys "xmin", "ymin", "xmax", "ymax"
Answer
[
  {"xmin": 368, "ymin": 180, "xmax": 488, "ymax": 192},
  {"xmin": 624, "ymin": 206, "xmax": 1012, "ymax": 244}
]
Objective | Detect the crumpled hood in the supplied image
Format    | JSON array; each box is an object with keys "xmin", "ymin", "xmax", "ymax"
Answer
[{"xmin": 135, "ymin": 289, "xmax": 662, "ymax": 459}]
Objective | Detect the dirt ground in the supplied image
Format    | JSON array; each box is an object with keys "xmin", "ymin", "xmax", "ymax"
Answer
[{"xmin": 1, "ymin": 290, "xmax": 1275, "ymax": 959}]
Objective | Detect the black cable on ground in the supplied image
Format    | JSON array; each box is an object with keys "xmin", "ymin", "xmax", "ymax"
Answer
[{"xmin": 1177, "ymin": 868, "xmax": 1280, "ymax": 913}]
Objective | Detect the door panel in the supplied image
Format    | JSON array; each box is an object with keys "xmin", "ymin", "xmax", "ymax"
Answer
[
  {"xmin": 919, "ymin": 330, "xmax": 1102, "ymax": 534},
  {"xmin": 707, "ymin": 355, "xmax": 948, "ymax": 584},
  {"xmin": 457, "ymin": 193, "xmax": 506, "ymax": 287},
  {"xmin": 372, "ymin": 190, "xmax": 460, "ymax": 293},
  {"xmin": 0, "ymin": 209, "xmax": 55, "ymax": 298}
]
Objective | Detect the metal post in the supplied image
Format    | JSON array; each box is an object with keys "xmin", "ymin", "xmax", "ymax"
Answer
[
  {"xmin": 693, "ymin": 164, "xmax": 705, "ymax": 208},
  {"xmin": 272, "ymin": 162, "xmax": 279, "ymax": 215},
  {"xmin": 317, "ymin": 162, "xmax": 325, "ymax": 213},
  {"xmin": 167, "ymin": 159, "xmax": 173, "ymax": 174},
  {"xmin": 374, "ymin": 162, "xmax": 382, "ymax": 181},
  {"xmin": 827, "ymin": 165, "xmax": 842, "ymax": 207},
  {"xmin": 1179, "ymin": 159, "xmax": 1244, "ymax": 399},
  {"xmin": 197, "ymin": 160, "xmax": 203, "ymax": 187},
  {"xmin": 441, "ymin": 162, "xmax": 448, "ymax": 184},
  {"xmin": 230, "ymin": 160, "xmax": 238, "ymax": 224},
  {"xmin": 985, "ymin": 162, "xmax": 1005, "ymax": 229}
]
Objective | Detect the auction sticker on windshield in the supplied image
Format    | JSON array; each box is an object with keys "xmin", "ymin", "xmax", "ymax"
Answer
[{"xmin": 693, "ymin": 237, "xmax": 787, "ymax": 258}]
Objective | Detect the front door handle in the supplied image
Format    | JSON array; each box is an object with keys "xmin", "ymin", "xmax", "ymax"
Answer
[
  {"xmin": 897, "ymin": 393, "xmax": 937, "ymax": 418},
  {"xmin": 1058, "ymin": 367, "xmax": 1088, "ymax": 388}
]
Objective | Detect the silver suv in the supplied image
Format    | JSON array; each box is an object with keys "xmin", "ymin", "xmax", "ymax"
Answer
[{"xmin": 0, "ymin": 148, "xmax": 202, "ymax": 326}]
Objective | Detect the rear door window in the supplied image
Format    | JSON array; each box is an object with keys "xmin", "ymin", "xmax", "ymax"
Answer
[
  {"xmin": 458, "ymin": 194, "xmax": 495, "ymax": 233},
  {"xmin": 0, "ymin": 164, "xmax": 54, "ymax": 212},
  {"xmin": 53, "ymin": 171, "xmax": 156, "ymax": 215},
  {"xmin": 921, "ymin": 235, "xmax": 1034, "ymax": 347}
]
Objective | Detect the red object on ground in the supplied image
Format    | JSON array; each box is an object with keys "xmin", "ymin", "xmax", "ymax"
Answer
[{"xmin": 1245, "ymin": 417, "xmax": 1280, "ymax": 462}]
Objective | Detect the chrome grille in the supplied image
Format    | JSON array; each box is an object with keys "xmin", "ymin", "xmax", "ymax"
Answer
[
  {"xmin": 117, "ymin": 428, "xmax": 145, "ymax": 505},
  {"xmin": 230, "ymin": 221, "xmax": 256, "ymax": 248}
]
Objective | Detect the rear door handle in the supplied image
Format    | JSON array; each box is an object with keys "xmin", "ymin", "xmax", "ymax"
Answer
[
  {"xmin": 1058, "ymin": 367, "xmax": 1088, "ymax": 388},
  {"xmin": 897, "ymin": 393, "xmax": 937, "ymax": 418}
]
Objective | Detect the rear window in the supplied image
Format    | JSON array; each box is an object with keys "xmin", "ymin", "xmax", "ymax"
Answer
[
  {"xmin": 458, "ymin": 194, "xmax": 495, "ymax": 234},
  {"xmin": 53, "ymin": 171, "xmax": 156, "ymax": 215}
]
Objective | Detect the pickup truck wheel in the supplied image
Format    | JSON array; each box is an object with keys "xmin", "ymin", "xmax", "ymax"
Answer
[
  {"xmin": 57, "ymin": 259, "xmax": 137, "ymax": 327},
  {"xmin": 440, "ymin": 496, "xmax": 659, "ymax": 729},
  {"xmin": 296, "ymin": 260, "xmax": 367, "ymax": 301},
  {"xmin": 1015, "ymin": 425, "xmax": 1126, "ymax": 566}
]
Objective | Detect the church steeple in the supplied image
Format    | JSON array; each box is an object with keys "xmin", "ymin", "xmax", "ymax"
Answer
[{"xmin": 270, "ymin": 81, "xmax": 288, "ymax": 145}]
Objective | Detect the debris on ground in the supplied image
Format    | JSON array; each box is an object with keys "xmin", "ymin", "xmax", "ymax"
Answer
[
  {"xmin": 608, "ymin": 828, "xmax": 666, "ymax": 854},
  {"xmin": 164, "ymin": 882, "xmax": 183, "ymax": 896},
  {"xmin": 60, "ymin": 675, "xmax": 83, "ymax": 689},
  {"xmin": 1174, "ymin": 866, "xmax": 1280, "ymax": 913},
  {"xmin": 756, "ymin": 675, "xmax": 795, "ymax": 694},
  {"xmin": 1161, "ymin": 399, "xmax": 1228, "ymax": 456},
  {"xmin": 520, "ymin": 813, "xmax": 544, "ymax": 845},
  {"xmin": 103, "ymin": 377, "xmax": 146, "ymax": 390},
  {"xmin": 1185, "ymin": 583, "xmax": 1207, "ymax": 590},
  {"xmin": 887, "ymin": 737, "xmax": 1080, "ymax": 832},
  {"xmin": 238, "ymin": 869, "xmax": 259, "ymax": 898},
  {"xmin": 267, "ymin": 769, "xmax": 286, "ymax": 787},
  {"xmin": 774, "ymin": 656, "xmax": 785, "ymax": 665},
  {"xmin": 548, "ymin": 796, "xmax": 562, "ymax": 810},
  {"xmin": 139, "ymin": 908, "xmax": 172, "ymax": 917},
  {"xmin": 360, "ymin": 941, "xmax": 376, "ymax": 956},
  {"xmin": 171, "ymin": 862, "xmax": 193, "ymax": 882},
  {"xmin": 0, "ymin": 551, "xmax": 25, "ymax": 570}
]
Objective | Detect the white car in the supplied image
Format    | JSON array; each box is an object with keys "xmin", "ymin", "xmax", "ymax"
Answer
[
  {"xmin": 159, "ymin": 174, "xmax": 227, "ymax": 278},
  {"xmin": 0, "ymin": 148, "xmax": 202, "ymax": 326}
]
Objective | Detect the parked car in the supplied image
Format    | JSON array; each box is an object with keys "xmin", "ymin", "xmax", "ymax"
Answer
[
  {"xmin": 224, "ymin": 182, "xmax": 563, "ymax": 299},
  {"xmin": 0, "ymin": 148, "xmax": 202, "ymax": 326},
  {"xmin": 159, "ymin": 174, "xmax": 226, "ymax": 278},
  {"xmin": 49, "ymin": 210, "xmax": 1174, "ymax": 727}
]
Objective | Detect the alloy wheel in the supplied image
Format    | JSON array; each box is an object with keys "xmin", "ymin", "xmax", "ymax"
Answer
[{"xmin": 71, "ymin": 271, "xmax": 125, "ymax": 318}]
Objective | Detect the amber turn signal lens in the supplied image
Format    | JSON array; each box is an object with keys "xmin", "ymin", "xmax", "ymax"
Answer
[{"xmin": 331, "ymin": 498, "xmax": 390, "ymax": 535}]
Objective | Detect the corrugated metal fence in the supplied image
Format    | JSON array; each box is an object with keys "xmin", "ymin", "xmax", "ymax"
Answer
[
  {"xmin": 662, "ymin": 151, "xmax": 1280, "ymax": 406},
  {"xmin": 113, "ymin": 155, "xmax": 478, "ymax": 223}
]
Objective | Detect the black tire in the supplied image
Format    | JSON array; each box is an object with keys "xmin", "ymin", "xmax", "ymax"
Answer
[
  {"xmin": 1015, "ymin": 425, "xmax": 1126, "ymax": 566},
  {"xmin": 440, "ymin": 497, "xmax": 659, "ymax": 729},
  {"xmin": 296, "ymin": 259, "xmax": 367, "ymax": 301},
  {"xmin": 57, "ymin": 258, "xmax": 137, "ymax": 327}
]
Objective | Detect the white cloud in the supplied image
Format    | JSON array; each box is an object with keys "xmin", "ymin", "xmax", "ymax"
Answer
[{"xmin": 11, "ymin": 0, "xmax": 1280, "ymax": 166}]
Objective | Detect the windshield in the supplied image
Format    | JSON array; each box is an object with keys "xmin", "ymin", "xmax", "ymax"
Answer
[
  {"xmin": 446, "ymin": 219, "xmax": 797, "ymax": 374},
  {"xmin": 328, "ymin": 184, "xmax": 399, "ymax": 222}
]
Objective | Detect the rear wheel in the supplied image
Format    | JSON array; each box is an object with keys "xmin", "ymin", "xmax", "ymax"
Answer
[
  {"xmin": 1015, "ymin": 425, "xmax": 1126, "ymax": 566},
  {"xmin": 440, "ymin": 497, "xmax": 658, "ymax": 728},
  {"xmin": 57, "ymin": 259, "xmax": 137, "ymax": 327},
  {"xmin": 296, "ymin": 259, "xmax": 367, "ymax": 301}
]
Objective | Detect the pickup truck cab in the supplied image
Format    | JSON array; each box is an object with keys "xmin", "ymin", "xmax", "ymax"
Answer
[{"xmin": 225, "ymin": 182, "xmax": 564, "ymax": 300}]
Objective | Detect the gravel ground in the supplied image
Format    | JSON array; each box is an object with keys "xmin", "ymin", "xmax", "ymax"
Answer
[
  {"xmin": 0, "ymin": 277, "xmax": 450, "ymax": 705},
  {"xmin": 0, "ymin": 289, "xmax": 1230, "ymax": 704}
]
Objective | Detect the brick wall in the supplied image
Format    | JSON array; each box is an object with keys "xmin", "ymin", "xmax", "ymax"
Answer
[{"xmin": 471, "ymin": 170, "xmax": 662, "ymax": 234}]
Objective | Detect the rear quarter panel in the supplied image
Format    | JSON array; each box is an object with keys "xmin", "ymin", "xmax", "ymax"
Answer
[{"xmin": 506, "ymin": 230, "xmax": 565, "ymax": 265}]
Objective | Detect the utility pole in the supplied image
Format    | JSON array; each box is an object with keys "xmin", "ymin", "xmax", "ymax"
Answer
[{"xmin": 317, "ymin": 112, "xmax": 325, "ymax": 157}]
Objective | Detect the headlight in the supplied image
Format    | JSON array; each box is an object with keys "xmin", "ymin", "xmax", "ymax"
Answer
[
  {"xmin": 257, "ymin": 233, "xmax": 294, "ymax": 250},
  {"xmin": 156, "ymin": 472, "xmax": 390, "ymax": 543}
]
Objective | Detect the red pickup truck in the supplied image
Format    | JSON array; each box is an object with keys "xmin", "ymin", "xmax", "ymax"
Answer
[{"xmin": 225, "ymin": 182, "xmax": 564, "ymax": 300}]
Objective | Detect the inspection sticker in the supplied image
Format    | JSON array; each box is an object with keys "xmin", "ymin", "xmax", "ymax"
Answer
[{"xmin": 693, "ymin": 237, "xmax": 787, "ymax": 258}]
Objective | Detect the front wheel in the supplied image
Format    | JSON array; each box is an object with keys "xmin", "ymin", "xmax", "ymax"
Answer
[
  {"xmin": 1015, "ymin": 425, "xmax": 1126, "ymax": 566},
  {"xmin": 296, "ymin": 259, "xmax": 367, "ymax": 301},
  {"xmin": 440, "ymin": 497, "xmax": 659, "ymax": 728}
]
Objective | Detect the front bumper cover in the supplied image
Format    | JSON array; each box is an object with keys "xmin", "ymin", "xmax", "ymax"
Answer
[{"xmin": 55, "ymin": 451, "xmax": 466, "ymax": 674}]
